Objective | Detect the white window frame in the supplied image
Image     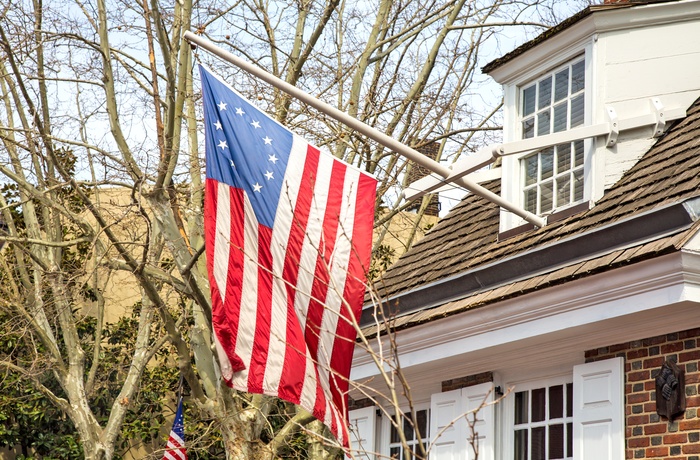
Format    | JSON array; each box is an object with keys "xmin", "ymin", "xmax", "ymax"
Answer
[
  {"xmin": 501, "ymin": 374, "xmax": 574, "ymax": 460},
  {"xmin": 499, "ymin": 41, "xmax": 596, "ymax": 233}
]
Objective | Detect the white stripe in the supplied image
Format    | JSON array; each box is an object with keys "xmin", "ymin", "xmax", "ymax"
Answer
[
  {"xmin": 230, "ymin": 193, "xmax": 261, "ymax": 386},
  {"xmin": 213, "ymin": 332, "xmax": 233, "ymax": 381},
  {"xmin": 329, "ymin": 402, "xmax": 345, "ymax": 446},
  {"xmin": 164, "ymin": 449, "xmax": 186, "ymax": 460},
  {"xmin": 295, "ymin": 148, "xmax": 336, "ymax": 412},
  {"xmin": 308, "ymin": 167, "xmax": 358, "ymax": 441},
  {"xmin": 298, "ymin": 343, "xmax": 319, "ymax": 415},
  {"xmin": 316, "ymin": 166, "xmax": 359, "ymax": 392},
  {"xmin": 263, "ymin": 135, "xmax": 307, "ymax": 393},
  {"xmin": 213, "ymin": 182, "xmax": 232, "ymax": 303},
  {"xmin": 295, "ymin": 145, "xmax": 335, "ymax": 333},
  {"xmin": 167, "ymin": 434, "xmax": 184, "ymax": 448}
]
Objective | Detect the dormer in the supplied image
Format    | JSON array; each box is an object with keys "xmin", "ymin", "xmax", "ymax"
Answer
[{"xmin": 484, "ymin": 0, "xmax": 700, "ymax": 233}]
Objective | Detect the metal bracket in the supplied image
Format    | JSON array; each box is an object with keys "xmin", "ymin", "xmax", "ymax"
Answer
[
  {"xmin": 650, "ymin": 98, "xmax": 666, "ymax": 137},
  {"xmin": 606, "ymin": 105, "xmax": 619, "ymax": 147}
]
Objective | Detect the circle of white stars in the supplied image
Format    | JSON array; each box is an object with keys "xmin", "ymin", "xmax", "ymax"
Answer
[{"xmin": 211, "ymin": 100, "xmax": 282, "ymax": 194}]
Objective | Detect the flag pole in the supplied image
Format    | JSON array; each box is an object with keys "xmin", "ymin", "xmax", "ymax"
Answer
[{"xmin": 183, "ymin": 31, "xmax": 546, "ymax": 228}]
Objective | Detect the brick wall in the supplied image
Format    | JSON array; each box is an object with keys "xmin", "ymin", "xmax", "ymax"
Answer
[
  {"xmin": 441, "ymin": 371, "xmax": 493, "ymax": 392},
  {"xmin": 405, "ymin": 141, "xmax": 441, "ymax": 217},
  {"xmin": 585, "ymin": 327, "xmax": 700, "ymax": 460}
]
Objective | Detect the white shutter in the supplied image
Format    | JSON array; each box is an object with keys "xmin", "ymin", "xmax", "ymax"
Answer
[
  {"xmin": 463, "ymin": 382, "xmax": 494, "ymax": 460},
  {"xmin": 348, "ymin": 406, "xmax": 377, "ymax": 460},
  {"xmin": 430, "ymin": 389, "xmax": 467, "ymax": 460},
  {"xmin": 573, "ymin": 357, "xmax": 624, "ymax": 460}
]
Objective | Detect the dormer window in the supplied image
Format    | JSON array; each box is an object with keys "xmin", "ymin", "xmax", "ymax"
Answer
[{"xmin": 518, "ymin": 58, "xmax": 587, "ymax": 216}]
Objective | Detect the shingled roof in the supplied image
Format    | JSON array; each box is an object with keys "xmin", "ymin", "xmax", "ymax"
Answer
[{"xmin": 366, "ymin": 96, "xmax": 700, "ymax": 329}]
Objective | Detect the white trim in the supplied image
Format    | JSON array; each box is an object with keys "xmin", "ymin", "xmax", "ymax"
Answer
[
  {"xmin": 486, "ymin": 1, "xmax": 700, "ymax": 84},
  {"xmin": 352, "ymin": 250, "xmax": 700, "ymax": 382}
]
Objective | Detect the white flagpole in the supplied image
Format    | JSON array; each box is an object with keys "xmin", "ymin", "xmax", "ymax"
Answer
[{"xmin": 184, "ymin": 31, "xmax": 546, "ymax": 228}]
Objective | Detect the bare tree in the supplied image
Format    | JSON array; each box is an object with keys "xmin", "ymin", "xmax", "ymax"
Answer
[{"xmin": 0, "ymin": 0, "xmax": 581, "ymax": 458}]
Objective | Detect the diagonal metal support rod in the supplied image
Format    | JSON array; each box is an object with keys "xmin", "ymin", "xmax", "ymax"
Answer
[{"xmin": 184, "ymin": 31, "xmax": 546, "ymax": 227}]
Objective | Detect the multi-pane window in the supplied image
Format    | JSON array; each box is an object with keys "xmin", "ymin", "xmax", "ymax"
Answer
[
  {"xmin": 513, "ymin": 383, "xmax": 573, "ymax": 460},
  {"xmin": 522, "ymin": 140, "xmax": 584, "ymax": 214},
  {"xmin": 521, "ymin": 59, "xmax": 585, "ymax": 139},
  {"xmin": 520, "ymin": 58, "xmax": 586, "ymax": 215},
  {"xmin": 389, "ymin": 409, "xmax": 429, "ymax": 460}
]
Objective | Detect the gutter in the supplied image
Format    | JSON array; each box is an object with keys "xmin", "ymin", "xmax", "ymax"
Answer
[{"xmin": 361, "ymin": 196, "xmax": 700, "ymax": 326}]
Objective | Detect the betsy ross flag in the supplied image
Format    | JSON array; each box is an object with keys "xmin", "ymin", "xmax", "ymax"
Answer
[
  {"xmin": 200, "ymin": 66, "xmax": 377, "ymax": 446},
  {"xmin": 162, "ymin": 397, "xmax": 186, "ymax": 460}
]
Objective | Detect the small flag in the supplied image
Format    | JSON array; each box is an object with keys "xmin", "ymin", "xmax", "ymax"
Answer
[
  {"xmin": 200, "ymin": 66, "xmax": 377, "ymax": 447},
  {"xmin": 162, "ymin": 397, "xmax": 186, "ymax": 460}
]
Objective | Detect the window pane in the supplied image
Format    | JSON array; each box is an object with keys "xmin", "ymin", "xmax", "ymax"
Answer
[
  {"xmin": 571, "ymin": 60, "xmax": 585, "ymax": 94},
  {"xmin": 557, "ymin": 143, "xmax": 571, "ymax": 173},
  {"xmin": 549, "ymin": 385, "xmax": 564, "ymax": 419},
  {"xmin": 556, "ymin": 176, "xmax": 571, "ymax": 207},
  {"xmin": 523, "ymin": 118, "xmax": 535, "ymax": 139},
  {"xmin": 531, "ymin": 426, "xmax": 546, "ymax": 460},
  {"xmin": 541, "ymin": 148, "xmax": 554, "ymax": 180},
  {"xmin": 403, "ymin": 415, "xmax": 414, "ymax": 442},
  {"xmin": 567, "ymin": 384, "xmax": 573, "ymax": 417},
  {"xmin": 567, "ymin": 422, "xmax": 573, "ymax": 457},
  {"xmin": 573, "ymin": 140, "xmax": 584, "ymax": 167},
  {"xmin": 390, "ymin": 446, "xmax": 400, "ymax": 460},
  {"xmin": 524, "ymin": 188, "xmax": 537, "ymax": 213},
  {"xmin": 523, "ymin": 85, "xmax": 536, "ymax": 116},
  {"xmin": 538, "ymin": 109, "xmax": 551, "ymax": 136},
  {"xmin": 540, "ymin": 181, "xmax": 553, "ymax": 214},
  {"xmin": 553, "ymin": 102, "xmax": 567, "ymax": 133},
  {"xmin": 554, "ymin": 68, "xmax": 569, "ymax": 101},
  {"xmin": 574, "ymin": 169, "xmax": 584, "ymax": 201},
  {"xmin": 570, "ymin": 94, "xmax": 584, "ymax": 128},
  {"xmin": 538, "ymin": 76, "xmax": 552, "ymax": 110},
  {"xmin": 549, "ymin": 424, "xmax": 565, "ymax": 459},
  {"xmin": 524, "ymin": 155, "xmax": 538, "ymax": 186},
  {"xmin": 531, "ymin": 388, "xmax": 546, "ymax": 423},
  {"xmin": 515, "ymin": 391, "xmax": 529, "ymax": 425},
  {"xmin": 416, "ymin": 409, "xmax": 428, "ymax": 438},
  {"xmin": 391, "ymin": 422, "xmax": 400, "ymax": 443},
  {"xmin": 515, "ymin": 429, "xmax": 528, "ymax": 460}
]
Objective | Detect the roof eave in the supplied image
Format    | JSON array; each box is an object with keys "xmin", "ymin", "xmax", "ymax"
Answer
[{"xmin": 362, "ymin": 196, "xmax": 700, "ymax": 326}]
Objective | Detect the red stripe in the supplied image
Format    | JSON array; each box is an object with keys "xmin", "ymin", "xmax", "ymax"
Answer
[
  {"xmin": 328, "ymin": 172, "xmax": 377, "ymax": 419},
  {"xmin": 247, "ymin": 225, "xmax": 274, "ymax": 393},
  {"xmin": 278, "ymin": 144, "xmax": 320, "ymax": 403},
  {"xmin": 206, "ymin": 179, "xmax": 247, "ymax": 374},
  {"xmin": 304, "ymin": 158, "xmax": 346, "ymax": 362},
  {"xmin": 306, "ymin": 160, "xmax": 347, "ymax": 419}
]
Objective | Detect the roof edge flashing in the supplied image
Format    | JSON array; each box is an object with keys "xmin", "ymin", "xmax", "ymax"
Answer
[
  {"xmin": 362, "ymin": 197, "xmax": 699, "ymax": 326},
  {"xmin": 682, "ymin": 196, "xmax": 700, "ymax": 221}
]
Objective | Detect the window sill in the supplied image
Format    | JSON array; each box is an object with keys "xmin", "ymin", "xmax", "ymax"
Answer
[{"xmin": 498, "ymin": 201, "xmax": 590, "ymax": 241}]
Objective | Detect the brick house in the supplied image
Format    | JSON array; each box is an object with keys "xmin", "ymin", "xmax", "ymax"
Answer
[{"xmin": 348, "ymin": 1, "xmax": 700, "ymax": 460}]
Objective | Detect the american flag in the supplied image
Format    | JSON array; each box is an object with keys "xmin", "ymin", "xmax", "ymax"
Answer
[
  {"xmin": 199, "ymin": 66, "xmax": 377, "ymax": 447},
  {"xmin": 162, "ymin": 397, "xmax": 186, "ymax": 460}
]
